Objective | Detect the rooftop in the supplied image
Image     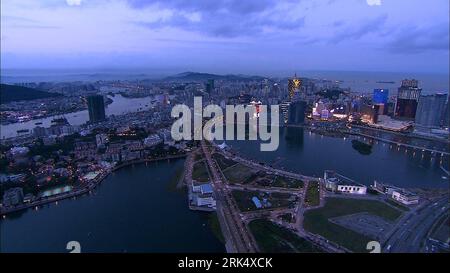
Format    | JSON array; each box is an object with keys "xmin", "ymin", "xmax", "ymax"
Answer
[
  {"xmin": 200, "ymin": 184, "xmax": 213, "ymax": 194},
  {"xmin": 325, "ymin": 170, "xmax": 363, "ymax": 187}
]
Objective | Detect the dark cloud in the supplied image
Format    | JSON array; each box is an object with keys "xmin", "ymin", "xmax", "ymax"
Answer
[
  {"xmin": 330, "ymin": 14, "xmax": 388, "ymax": 43},
  {"xmin": 128, "ymin": 0, "xmax": 305, "ymax": 37},
  {"xmin": 386, "ymin": 23, "xmax": 449, "ymax": 54},
  {"xmin": 126, "ymin": 0, "xmax": 275, "ymax": 14},
  {"xmin": 136, "ymin": 14, "xmax": 305, "ymax": 38}
]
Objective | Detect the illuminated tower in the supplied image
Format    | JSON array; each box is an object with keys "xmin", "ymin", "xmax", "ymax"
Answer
[{"xmin": 288, "ymin": 73, "xmax": 302, "ymax": 101}]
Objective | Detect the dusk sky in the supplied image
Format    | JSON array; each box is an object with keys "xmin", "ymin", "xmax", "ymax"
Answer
[{"xmin": 1, "ymin": 0, "xmax": 449, "ymax": 75}]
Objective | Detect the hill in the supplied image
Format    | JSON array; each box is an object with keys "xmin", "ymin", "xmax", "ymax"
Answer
[
  {"xmin": 0, "ymin": 84, "xmax": 62, "ymax": 104},
  {"xmin": 163, "ymin": 72, "xmax": 266, "ymax": 82}
]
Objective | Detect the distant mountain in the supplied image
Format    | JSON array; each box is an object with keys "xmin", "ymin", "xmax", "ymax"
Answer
[
  {"xmin": 0, "ymin": 84, "xmax": 62, "ymax": 104},
  {"xmin": 163, "ymin": 72, "xmax": 266, "ymax": 82}
]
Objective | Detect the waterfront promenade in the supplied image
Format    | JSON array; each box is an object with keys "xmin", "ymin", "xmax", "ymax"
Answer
[{"xmin": 201, "ymin": 140, "xmax": 259, "ymax": 253}]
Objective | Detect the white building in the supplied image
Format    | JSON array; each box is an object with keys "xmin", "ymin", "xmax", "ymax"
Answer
[
  {"xmin": 372, "ymin": 181, "xmax": 400, "ymax": 195},
  {"xmin": 195, "ymin": 197, "xmax": 216, "ymax": 209},
  {"xmin": 192, "ymin": 185, "xmax": 201, "ymax": 193},
  {"xmin": 324, "ymin": 170, "xmax": 367, "ymax": 195},
  {"xmin": 392, "ymin": 190, "xmax": 419, "ymax": 205},
  {"xmin": 336, "ymin": 184, "xmax": 367, "ymax": 195}
]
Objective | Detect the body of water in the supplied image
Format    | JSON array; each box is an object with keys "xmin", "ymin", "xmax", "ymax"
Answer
[
  {"xmin": 224, "ymin": 127, "xmax": 449, "ymax": 189},
  {"xmin": 1, "ymin": 127, "xmax": 448, "ymax": 252},
  {"xmin": 0, "ymin": 94, "xmax": 155, "ymax": 139},
  {"xmin": 298, "ymin": 70, "xmax": 449, "ymax": 95},
  {"xmin": 0, "ymin": 160, "xmax": 225, "ymax": 253}
]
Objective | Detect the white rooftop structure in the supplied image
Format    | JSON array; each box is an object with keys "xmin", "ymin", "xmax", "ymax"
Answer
[
  {"xmin": 372, "ymin": 115, "xmax": 412, "ymax": 131},
  {"xmin": 218, "ymin": 142, "xmax": 228, "ymax": 149}
]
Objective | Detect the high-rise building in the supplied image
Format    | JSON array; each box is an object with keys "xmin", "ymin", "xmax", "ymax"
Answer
[
  {"xmin": 87, "ymin": 95, "xmax": 106, "ymax": 123},
  {"xmin": 288, "ymin": 101, "xmax": 307, "ymax": 125},
  {"xmin": 373, "ymin": 89, "xmax": 389, "ymax": 104},
  {"xmin": 360, "ymin": 104, "xmax": 380, "ymax": 124},
  {"xmin": 208, "ymin": 79, "xmax": 214, "ymax": 89},
  {"xmin": 280, "ymin": 101, "xmax": 291, "ymax": 124},
  {"xmin": 262, "ymin": 78, "xmax": 270, "ymax": 93},
  {"xmin": 395, "ymin": 79, "xmax": 422, "ymax": 119},
  {"xmin": 301, "ymin": 78, "xmax": 316, "ymax": 96},
  {"xmin": 444, "ymin": 97, "xmax": 450, "ymax": 128},
  {"xmin": 415, "ymin": 93, "xmax": 448, "ymax": 128},
  {"xmin": 288, "ymin": 73, "xmax": 302, "ymax": 101},
  {"xmin": 206, "ymin": 79, "xmax": 214, "ymax": 94}
]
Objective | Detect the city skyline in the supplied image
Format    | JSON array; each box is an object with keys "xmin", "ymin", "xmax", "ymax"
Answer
[
  {"xmin": 1, "ymin": 0, "xmax": 449, "ymax": 258},
  {"xmin": 1, "ymin": 0, "xmax": 449, "ymax": 74},
  {"xmin": 1, "ymin": 67, "xmax": 449, "ymax": 255}
]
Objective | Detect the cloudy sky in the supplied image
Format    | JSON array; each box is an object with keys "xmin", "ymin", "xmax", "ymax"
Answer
[{"xmin": 1, "ymin": 0, "xmax": 449, "ymax": 75}]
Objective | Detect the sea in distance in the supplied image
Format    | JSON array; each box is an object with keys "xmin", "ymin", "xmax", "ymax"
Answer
[{"xmin": 1, "ymin": 69, "xmax": 449, "ymax": 94}]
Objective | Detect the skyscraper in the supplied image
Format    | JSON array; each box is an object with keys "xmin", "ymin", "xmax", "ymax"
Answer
[
  {"xmin": 360, "ymin": 104, "xmax": 380, "ymax": 124},
  {"xmin": 415, "ymin": 93, "xmax": 448, "ymax": 128},
  {"xmin": 87, "ymin": 95, "xmax": 106, "ymax": 123},
  {"xmin": 280, "ymin": 101, "xmax": 291, "ymax": 124},
  {"xmin": 206, "ymin": 79, "xmax": 214, "ymax": 94},
  {"xmin": 288, "ymin": 100, "xmax": 307, "ymax": 125},
  {"xmin": 288, "ymin": 73, "xmax": 302, "ymax": 101},
  {"xmin": 394, "ymin": 79, "xmax": 421, "ymax": 119},
  {"xmin": 444, "ymin": 97, "xmax": 450, "ymax": 128}
]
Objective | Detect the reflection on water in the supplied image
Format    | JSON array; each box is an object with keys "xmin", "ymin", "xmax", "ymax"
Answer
[
  {"xmin": 351, "ymin": 139, "xmax": 373, "ymax": 155},
  {"xmin": 40, "ymin": 185, "xmax": 73, "ymax": 198},
  {"xmin": 226, "ymin": 127, "xmax": 449, "ymax": 189},
  {"xmin": 285, "ymin": 127, "xmax": 304, "ymax": 151}
]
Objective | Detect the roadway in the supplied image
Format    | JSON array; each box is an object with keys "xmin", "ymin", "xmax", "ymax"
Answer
[
  {"xmin": 212, "ymin": 143, "xmax": 347, "ymax": 252},
  {"xmin": 200, "ymin": 140, "xmax": 259, "ymax": 253},
  {"xmin": 219, "ymin": 148, "xmax": 318, "ymax": 182},
  {"xmin": 383, "ymin": 196, "xmax": 449, "ymax": 253}
]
